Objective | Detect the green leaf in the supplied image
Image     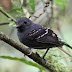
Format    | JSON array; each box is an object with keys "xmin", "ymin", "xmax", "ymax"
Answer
[
  {"xmin": 9, "ymin": 21, "xmax": 16, "ymax": 27},
  {"xmin": 54, "ymin": 0, "xmax": 67, "ymax": 10},
  {"xmin": 29, "ymin": 0, "xmax": 35, "ymax": 13},
  {"xmin": 0, "ymin": 56, "xmax": 46, "ymax": 71},
  {"xmin": 0, "ymin": 7, "xmax": 2, "ymax": 9}
]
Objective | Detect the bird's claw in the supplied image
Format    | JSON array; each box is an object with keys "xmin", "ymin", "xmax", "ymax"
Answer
[
  {"xmin": 28, "ymin": 51, "xmax": 32, "ymax": 55},
  {"xmin": 43, "ymin": 58, "xmax": 48, "ymax": 65},
  {"xmin": 28, "ymin": 48, "xmax": 32, "ymax": 55}
]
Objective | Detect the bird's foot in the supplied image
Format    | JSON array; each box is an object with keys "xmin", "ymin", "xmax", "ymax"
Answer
[
  {"xmin": 44, "ymin": 59, "xmax": 48, "ymax": 65},
  {"xmin": 28, "ymin": 48, "xmax": 32, "ymax": 55},
  {"xmin": 36, "ymin": 52, "xmax": 47, "ymax": 65},
  {"xmin": 43, "ymin": 58, "xmax": 48, "ymax": 65}
]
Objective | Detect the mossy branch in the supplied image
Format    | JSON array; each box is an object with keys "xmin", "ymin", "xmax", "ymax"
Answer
[{"xmin": 0, "ymin": 32, "xmax": 57, "ymax": 72}]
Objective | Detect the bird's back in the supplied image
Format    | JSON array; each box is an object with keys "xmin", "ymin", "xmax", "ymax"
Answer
[{"xmin": 17, "ymin": 22, "xmax": 63, "ymax": 48}]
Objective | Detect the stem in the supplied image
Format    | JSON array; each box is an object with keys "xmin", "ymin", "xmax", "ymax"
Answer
[
  {"xmin": 0, "ymin": 22, "xmax": 9, "ymax": 25},
  {"xmin": 0, "ymin": 9, "xmax": 16, "ymax": 22}
]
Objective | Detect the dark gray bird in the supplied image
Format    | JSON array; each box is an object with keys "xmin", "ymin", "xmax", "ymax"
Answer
[{"xmin": 16, "ymin": 17, "xmax": 72, "ymax": 59}]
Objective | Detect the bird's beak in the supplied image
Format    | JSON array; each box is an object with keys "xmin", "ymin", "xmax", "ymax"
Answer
[
  {"xmin": 16, "ymin": 25, "xmax": 18, "ymax": 28},
  {"xmin": 16, "ymin": 25, "xmax": 21, "ymax": 28}
]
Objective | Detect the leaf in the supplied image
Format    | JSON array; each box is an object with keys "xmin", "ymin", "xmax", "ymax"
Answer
[
  {"xmin": 9, "ymin": 21, "xmax": 16, "ymax": 27},
  {"xmin": 29, "ymin": 0, "xmax": 35, "ymax": 13},
  {"xmin": 54, "ymin": 0, "xmax": 67, "ymax": 10},
  {"xmin": 0, "ymin": 56, "xmax": 46, "ymax": 71}
]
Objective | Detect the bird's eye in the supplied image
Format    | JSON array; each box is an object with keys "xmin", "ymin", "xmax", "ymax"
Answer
[{"xmin": 24, "ymin": 21, "xmax": 27, "ymax": 24}]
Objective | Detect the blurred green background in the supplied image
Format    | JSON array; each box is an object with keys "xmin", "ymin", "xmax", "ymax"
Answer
[{"xmin": 0, "ymin": 0, "xmax": 72, "ymax": 72}]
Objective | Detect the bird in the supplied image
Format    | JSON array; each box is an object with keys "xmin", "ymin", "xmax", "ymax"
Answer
[{"xmin": 16, "ymin": 17, "xmax": 72, "ymax": 59}]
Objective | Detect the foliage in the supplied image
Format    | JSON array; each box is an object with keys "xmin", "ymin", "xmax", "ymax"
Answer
[
  {"xmin": 0, "ymin": 56, "xmax": 46, "ymax": 71},
  {"xmin": 9, "ymin": 21, "xmax": 16, "ymax": 27},
  {"xmin": 11, "ymin": 1, "xmax": 25, "ymax": 18},
  {"xmin": 46, "ymin": 48, "xmax": 68, "ymax": 72},
  {"xmin": 29, "ymin": 0, "xmax": 35, "ymax": 13},
  {"xmin": 0, "ymin": 0, "xmax": 71, "ymax": 72},
  {"xmin": 54, "ymin": 0, "xmax": 67, "ymax": 10}
]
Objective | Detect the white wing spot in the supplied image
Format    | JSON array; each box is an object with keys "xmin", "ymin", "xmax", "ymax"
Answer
[
  {"xmin": 61, "ymin": 39, "xmax": 64, "ymax": 42},
  {"xmin": 58, "ymin": 37, "xmax": 62, "ymax": 41},
  {"xmin": 33, "ymin": 30, "xmax": 36, "ymax": 32},
  {"xmin": 37, "ymin": 28, "xmax": 49, "ymax": 39},
  {"xmin": 52, "ymin": 33, "xmax": 56, "ymax": 37},
  {"xmin": 29, "ymin": 28, "xmax": 42, "ymax": 36}
]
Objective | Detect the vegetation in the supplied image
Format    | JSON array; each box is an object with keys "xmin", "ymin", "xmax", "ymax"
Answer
[{"xmin": 0, "ymin": 0, "xmax": 72, "ymax": 72}]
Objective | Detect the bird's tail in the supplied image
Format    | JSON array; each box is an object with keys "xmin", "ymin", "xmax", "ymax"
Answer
[{"xmin": 61, "ymin": 41, "xmax": 72, "ymax": 49}]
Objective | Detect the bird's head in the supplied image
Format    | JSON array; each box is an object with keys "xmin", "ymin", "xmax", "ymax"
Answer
[{"xmin": 16, "ymin": 17, "xmax": 32, "ymax": 32}]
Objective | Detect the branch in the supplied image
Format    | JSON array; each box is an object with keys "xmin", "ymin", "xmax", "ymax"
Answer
[
  {"xmin": 0, "ymin": 22, "xmax": 9, "ymax": 25},
  {"xmin": 0, "ymin": 9, "xmax": 16, "ymax": 22},
  {"xmin": 48, "ymin": 0, "xmax": 53, "ymax": 25},
  {"xmin": 0, "ymin": 31, "xmax": 57, "ymax": 72}
]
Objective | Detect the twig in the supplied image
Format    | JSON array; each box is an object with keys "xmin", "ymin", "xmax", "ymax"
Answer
[
  {"xmin": 0, "ymin": 22, "xmax": 9, "ymax": 25},
  {"xmin": 0, "ymin": 9, "xmax": 16, "ymax": 22},
  {"xmin": 51, "ymin": 0, "xmax": 53, "ymax": 17},
  {"xmin": 47, "ymin": 0, "xmax": 53, "ymax": 26},
  {"xmin": 59, "ymin": 48, "xmax": 72, "ymax": 57},
  {"xmin": 0, "ymin": 32, "xmax": 57, "ymax": 72}
]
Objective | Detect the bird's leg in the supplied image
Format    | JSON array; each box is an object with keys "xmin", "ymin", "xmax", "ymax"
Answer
[
  {"xmin": 42, "ymin": 48, "xmax": 49, "ymax": 65},
  {"xmin": 35, "ymin": 52, "xmax": 40, "ymax": 57},
  {"xmin": 28, "ymin": 48, "xmax": 32, "ymax": 55},
  {"xmin": 42, "ymin": 48, "xmax": 49, "ymax": 59}
]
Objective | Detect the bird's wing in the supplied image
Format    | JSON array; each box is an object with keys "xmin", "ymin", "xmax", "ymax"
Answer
[
  {"xmin": 28, "ymin": 27, "xmax": 59, "ymax": 44},
  {"xmin": 28, "ymin": 26, "xmax": 46, "ymax": 40},
  {"xmin": 36, "ymin": 28, "xmax": 59, "ymax": 44}
]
